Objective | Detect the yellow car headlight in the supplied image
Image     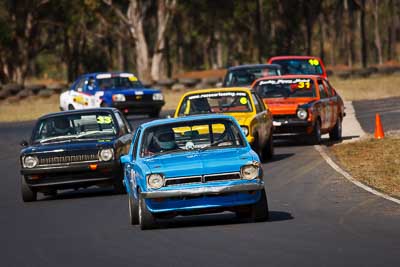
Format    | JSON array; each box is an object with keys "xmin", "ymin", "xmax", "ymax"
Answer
[{"xmin": 240, "ymin": 126, "xmax": 249, "ymax": 136}]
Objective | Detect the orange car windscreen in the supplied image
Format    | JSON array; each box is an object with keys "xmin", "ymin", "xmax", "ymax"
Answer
[{"xmin": 253, "ymin": 78, "xmax": 316, "ymax": 98}]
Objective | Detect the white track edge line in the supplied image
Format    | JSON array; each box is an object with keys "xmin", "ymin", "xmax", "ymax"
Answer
[{"xmin": 314, "ymin": 145, "xmax": 400, "ymax": 205}]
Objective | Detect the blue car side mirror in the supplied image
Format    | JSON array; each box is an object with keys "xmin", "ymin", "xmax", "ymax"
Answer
[{"xmin": 120, "ymin": 155, "xmax": 130, "ymax": 164}]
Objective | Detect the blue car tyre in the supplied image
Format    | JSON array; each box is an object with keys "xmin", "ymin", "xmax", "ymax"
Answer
[
  {"xmin": 236, "ymin": 188, "xmax": 269, "ymax": 222},
  {"xmin": 21, "ymin": 176, "xmax": 37, "ymax": 202},
  {"xmin": 139, "ymin": 191, "xmax": 157, "ymax": 230},
  {"xmin": 251, "ymin": 188, "xmax": 269, "ymax": 222},
  {"xmin": 128, "ymin": 196, "xmax": 139, "ymax": 225}
]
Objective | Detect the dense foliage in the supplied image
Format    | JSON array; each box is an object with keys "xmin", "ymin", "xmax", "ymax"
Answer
[{"xmin": 0, "ymin": 0, "xmax": 399, "ymax": 83}]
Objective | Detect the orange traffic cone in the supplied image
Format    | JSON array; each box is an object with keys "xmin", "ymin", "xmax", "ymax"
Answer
[{"xmin": 374, "ymin": 113, "xmax": 385, "ymax": 139}]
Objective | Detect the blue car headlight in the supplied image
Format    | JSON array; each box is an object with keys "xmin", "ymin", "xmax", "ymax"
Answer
[
  {"xmin": 240, "ymin": 163, "xmax": 260, "ymax": 180},
  {"xmin": 112, "ymin": 94, "xmax": 126, "ymax": 102},
  {"xmin": 147, "ymin": 173, "xmax": 165, "ymax": 189},
  {"xmin": 152, "ymin": 93, "xmax": 164, "ymax": 101}
]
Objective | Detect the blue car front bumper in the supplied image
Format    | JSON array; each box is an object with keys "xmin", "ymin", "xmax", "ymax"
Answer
[{"xmin": 141, "ymin": 180, "xmax": 265, "ymax": 213}]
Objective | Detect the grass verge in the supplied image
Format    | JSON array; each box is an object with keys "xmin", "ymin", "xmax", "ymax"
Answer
[
  {"xmin": 0, "ymin": 90, "xmax": 188, "ymax": 123},
  {"xmin": 329, "ymin": 75, "xmax": 400, "ymax": 101},
  {"xmin": 330, "ymin": 136, "xmax": 400, "ymax": 199}
]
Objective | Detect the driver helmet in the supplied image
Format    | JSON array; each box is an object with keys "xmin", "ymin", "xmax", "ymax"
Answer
[
  {"xmin": 154, "ymin": 127, "xmax": 176, "ymax": 150},
  {"xmin": 53, "ymin": 117, "xmax": 71, "ymax": 134}
]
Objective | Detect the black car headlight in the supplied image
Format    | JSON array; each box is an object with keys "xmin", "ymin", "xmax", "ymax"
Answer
[
  {"xmin": 297, "ymin": 108, "xmax": 308, "ymax": 120},
  {"xmin": 240, "ymin": 163, "xmax": 260, "ymax": 180},
  {"xmin": 99, "ymin": 148, "xmax": 114, "ymax": 161},
  {"xmin": 23, "ymin": 155, "xmax": 38, "ymax": 168},
  {"xmin": 147, "ymin": 174, "xmax": 165, "ymax": 189},
  {"xmin": 152, "ymin": 93, "xmax": 164, "ymax": 101}
]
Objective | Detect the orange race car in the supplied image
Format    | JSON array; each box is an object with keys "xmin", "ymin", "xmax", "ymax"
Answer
[{"xmin": 251, "ymin": 75, "xmax": 345, "ymax": 144}]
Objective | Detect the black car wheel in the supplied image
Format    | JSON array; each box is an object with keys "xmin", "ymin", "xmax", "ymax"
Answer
[
  {"xmin": 250, "ymin": 189, "xmax": 269, "ymax": 222},
  {"xmin": 68, "ymin": 104, "xmax": 75, "ymax": 110},
  {"xmin": 128, "ymin": 196, "xmax": 139, "ymax": 225},
  {"xmin": 138, "ymin": 191, "xmax": 157, "ymax": 230},
  {"xmin": 329, "ymin": 117, "xmax": 342, "ymax": 141},
  {"xmin": 21, "ymin": 176, "xmax": 37, "ymax": 202},
  {"xmin": 311, "ymin": 119, "xmax": 322, "ymax": 144},
  {"xmin": 262, "ymin": 131, "xmax": 274, "ymax": 161},
  {"xmin": 149, "ymin": 109, "xmax": 161, "ymax": 118},
  {"xmin": 113, "ymin": 179, "xmax": 126, "ymax": 194}
]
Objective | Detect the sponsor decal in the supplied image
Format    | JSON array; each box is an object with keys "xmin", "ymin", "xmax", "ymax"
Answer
[
  {"xmin": 259, "ymin": 79, "xmax": 312, "ymax": 86},
  {"xmin": 188, "ymin": 91, "xmax": 247, "ymax": 100}
]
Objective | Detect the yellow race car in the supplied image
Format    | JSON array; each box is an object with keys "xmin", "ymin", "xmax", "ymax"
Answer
[{"xmin": 174, "ymin": 88, "xmax": 274, "ymax": 160}]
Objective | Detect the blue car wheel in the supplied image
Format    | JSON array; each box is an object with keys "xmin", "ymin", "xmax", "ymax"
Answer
[
  {"xmin": 128, "ymin": 196, "xmax": 139, "ymax": 225},
  {"xmin": 251, "ymin": 189, "xmax": 269, "ymax": 222},
  {"xmin": 139, "ymin": 191, "xmax": 157, "ymax": 230}
]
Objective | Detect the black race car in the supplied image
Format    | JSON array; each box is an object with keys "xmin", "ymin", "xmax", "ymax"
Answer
[
  {"xmin": 222, "ymin": 64, "xmax": 282, "ymax": 87},
  {"xmin": 19, "ymin": 108, "xmax": 133, "ymax": 202}
]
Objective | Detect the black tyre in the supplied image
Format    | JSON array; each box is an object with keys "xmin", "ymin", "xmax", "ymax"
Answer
[
  {"xmin": 311, "ymin": 119, "xmax": 322, "ymax": 144},
  {"xmin": 128, "ymin": 196, "xmax": 139, "ymax": 225},
  {"xmin": 329, "ymin": 117, "xmax": 342, "ymax": 141},
  {"xmin": 250, "ymin": 189, "xmax": 269, "ymax": 222},
  {"xmin": 251, "ymin": 134, "xmax": 262, "ymax": 158},
  {"xmin": 149, "ymin": 109, "xmax": 161, "ymax": 118},
  {"xmin": 113, "ymin": 178, "xmax": 126, "ymax": 194},
  {"xmin": 68, "ymin": 104, "xmax": 75, "ymax": 110},
  {"xmin": 262, "ymin": 132, "xmax": 274, "ymax": 161},
  {"xmin": 138, "ymin": 192, "xmax": 157, "ymax": 230},
  {"xmin": 21, "ymin": 176, "xmax": 37, "ymax": 202}
]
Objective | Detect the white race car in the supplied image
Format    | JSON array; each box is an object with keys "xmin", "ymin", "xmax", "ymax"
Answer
[{"xmin": 60, "ymin": 72, "xmax": 165, "ymax": 117}]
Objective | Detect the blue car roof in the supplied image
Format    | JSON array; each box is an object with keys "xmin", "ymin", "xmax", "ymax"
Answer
[{"xmin": 140, "ymin": 114, "xmax": 238, "ymax": 129}]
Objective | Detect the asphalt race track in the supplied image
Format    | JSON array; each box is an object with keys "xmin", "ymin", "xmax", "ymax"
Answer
[
  {"xmin": 354, "ymin": 97, "xmax": 400, "ymax": 134},
  {"xmin": 1, "ymin": 115, "xmax": 400, "ymax": 267}
]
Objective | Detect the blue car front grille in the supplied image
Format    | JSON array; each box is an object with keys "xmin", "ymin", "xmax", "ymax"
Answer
[{"xmin": 164, "ymin": 172, "xmax": 241, "ymax": 187}]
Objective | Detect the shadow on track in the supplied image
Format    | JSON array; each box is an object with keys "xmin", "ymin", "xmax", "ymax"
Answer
[
  {"xmin": 37, "ymin": 187, "xmax": 121, "ymax": 202},
  {"xmin": 144, "ymin": 210, "xmax": 293, "ymax": 230}
]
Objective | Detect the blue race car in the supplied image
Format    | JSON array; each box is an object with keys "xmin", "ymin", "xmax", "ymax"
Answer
[
  {"xmin": 60, "ymin": 72, "xmax": 165, "ymax": 117},
  {"xmin": 120, "ymin": 114, "xmax": 269, "ymax": 229}
]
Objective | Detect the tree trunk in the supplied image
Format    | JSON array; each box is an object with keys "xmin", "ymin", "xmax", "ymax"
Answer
[
  {"xmin": 360, "ymin": 0, "xmax": 368, "ymax": 67},
  {"xmin": 373, "ymin": 0, "xmax": 383, "ymax": 65},
  {"xmin": 151, "ymin": 0, "xmax": 177, "ymax": 81},
  {"xmin": 256, "ymin": 0, "xmax": 264, "ymax": 62}
]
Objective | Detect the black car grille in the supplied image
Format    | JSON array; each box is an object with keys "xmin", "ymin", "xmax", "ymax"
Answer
[
  {"xmin": 204, "ymin": 172, "xmax": 241, "ymax": 182},
  {"xmin": 273, "ymin": 114, "xmax": 298, "ymax": 120},
  {"xmin": 38, "ymin": 152, "xmax": 99, "ymax": 166},
  {"xmin": 125, "ymin": 94, "xmax": 153, "ymax": 102},
  {"xmin": 164, "ymin": 172, "xmax": 241, "ymax": 187}
]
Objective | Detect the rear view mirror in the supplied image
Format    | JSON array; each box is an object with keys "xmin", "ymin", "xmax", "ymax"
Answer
[
  {"xmin": 120, "ymin": 155, "xmax": 130, "ymax": 164},
  {"xmin": 20, "ymin": 140, "xmax": 28, "ymax": 147}
]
